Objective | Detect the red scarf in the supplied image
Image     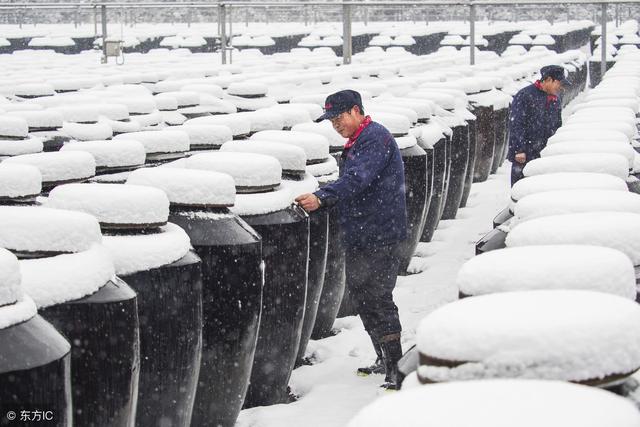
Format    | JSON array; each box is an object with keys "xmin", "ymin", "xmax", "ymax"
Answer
[
  {"xmin": 344, "ymin": 116, "xmax": 372, "ymax": 150},
  {"xmin": 534, "ymin": 81, "xmax": 558, "ymax": 109}
]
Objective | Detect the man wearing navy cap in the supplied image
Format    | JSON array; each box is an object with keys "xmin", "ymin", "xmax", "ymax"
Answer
[
  {"xmin": 296, "ymin": 89, "xmax": 408, "ymax": 390},
  {"xmin": 507, "ymin": 64, "xmax": 569, "ymax": 185}
]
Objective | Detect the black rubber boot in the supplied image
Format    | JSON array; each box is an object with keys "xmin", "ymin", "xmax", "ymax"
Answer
[
  {"xmin": 380, "ymin": 333, "xmax": 403, "ymax": 390},
  {"xmin": 357, "ymin": 339, "xmax": 385, "ymax": 376}
]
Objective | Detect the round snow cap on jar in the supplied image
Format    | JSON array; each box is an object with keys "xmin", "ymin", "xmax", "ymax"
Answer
[
  {"xmin": 227, "ymin": 81, "xmax": 269, "ymax": 98},
  {"xmin": 113, "ymin": 130, "xmax": 189, "ymax": 162},
  {"xmin": 511, "ymin": 172, "xmax": 628, "ymax": 204},
  {"xmin": 457, "ymin": 245, "xmax": 636, "ymax": 299},
  {"xmin": 250, "ymin": 130, "xmax": 329, "ymax": 164},
  {"xmin": 47, "ymin": 183, "xmax": 169, "ymax": 231},
  {"xmin": 237, "ymin": 110, "xmax": 285, "ymax": 133},
  {"xmin": 523, "ymin": 153, "xmax": 629, "ymax": 180},
  {"xmin": 541, "ymin": 140, "xmax": 635, "ymax": 169},
  {"xmin": 221, "ymin": 140, "xmax": 306, "ymax": 179},
  {"xmin": 514, "ymin": 190, "xmax": 640, "ymax": 223},
  {"xmin": 307, "ymin": 155, "xmax": 338, "ymax": 181},
  {"xmin": 60, "ymin": 139, "xmax": 145, "ymax": 173},
  {"xmin": 127, "ymin": 167, "xmax": 235, "ymax": 208},
  {"xmin": 0, "ymin": 115, "xmax": 28, "ymax": 138},
  {"xmin": 549, "ymin": 129, "xmax": 628, "ymax": 145},
  {"xmin": 173, "ymin": 124, "xmax": 232, "ymax": 150},
  {"xmin": 0, "ymin": 248, "xmax": 37, "ymax": 329},
  {"xmin": 3, "ymin": 151, "xmax": 96, "ymax": 190},
  {"xmin": 0, "ymin": 206, "xmax": 102, "ymax": 256},
  {"xmin": 416, "ymin": 290, "xmax": 640, "ymax": 385},
  {"xmin": 14, "ymin": 83, "xmax": 55, "ymax": 99},
  {"xmin": 0, "ymin": 164, "xmax": 42, "ymax": 202},
  {"xmin": 187, "ymin": 151, "xmax": 281, "ymax": 193},
  {"xmin": 8, "ymin": 110, "xmax": 63, "ymax": 131},
  {"xmin": 369, "ymin": 112, "xmax": 410, "ymax": 137},
  {"xmin": 185, "ymin": 114, "xmax": 250, "ymax": 139},
  {"xmin": 347, "ymin": 380, "xmax": 640, "ymax": 427},
  {"xmin": 53, "ymin": 105, "xmax": 100, "ymax": 124},
  {"xmin": 559, "ymin": 122, "xmax": 636, "ymax": 140},
  {"xmin": 506, "ymin": 212, "xmax": 640, "ymax": 265},
  {"xmin": 291, "ymin": 121, "xmax": 346, "ymax": 152}
]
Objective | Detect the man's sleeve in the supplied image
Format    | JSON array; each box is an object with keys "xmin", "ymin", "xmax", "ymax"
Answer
[
  {"xmin": 314, "ymin": 134, "xmax": 392, "ymax": 207},
  {"xmin": 509, "ymin": 93, "xmax": 529, "ymax": 154}
]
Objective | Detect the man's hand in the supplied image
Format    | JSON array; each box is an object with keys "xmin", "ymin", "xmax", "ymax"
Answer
[
  {"xmin": 514, "ymin": 152, "xmax": 526, "ymax": 164},
  {"xmin": 295, "ymin": 193, "xmax": 321, "ymax": 212}
]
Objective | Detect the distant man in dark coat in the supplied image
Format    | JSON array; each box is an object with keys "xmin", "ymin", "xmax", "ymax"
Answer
[
  {"xmin": 507, "ymin": 65, "xmax": 569, "ymax": 185},
  {"xmin": 295, "ymin": 89, "xmax": 408, "ymax": 390}
]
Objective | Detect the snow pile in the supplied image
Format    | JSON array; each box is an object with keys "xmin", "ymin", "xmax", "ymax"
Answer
[
  {"xmin": 369, "ymin": 112, "xmax": 410, "ymax": 136},
  {"xmin": 0, "ymin": 116, "xmax": 28, "ymax": 138},
  {"xmin": 291, "ymin": 121, "xmax": 346, "ymax": 151},
  {"xmin": 307, "ymin": 155, "xmax": 339, "ymax": 178},
  {"xmin": 61, "ymin": 122, "xmax": 113, "ymax": 141},
  {"xmin": 114, "ymin": 130, "xmax": 190, "ymax": 154},
  {"xmin": 8, "ymin": 110, "xmax": 63, "ymax": 130},
  {"xmin": 541, "ymin": 140, "xmax": 635, "ymax": 169},
  {"xmin": 266, "ymin": 104, "xmax": 314, "ymax": 128},
  {"xmin": 0, "ymin": 137, "xmax": 43, "ymax": 157},
  {"xmin": 457, "ymin": 245, "xmax": 636, "ymax": 299},
  {"xmin": 515, "ymin": 190, "xmax": 640, "ymax": 222},
  {"xmin": 511, "ymin": 172, "xmax": 628, "ymax": 202},
  {"xmin": 507, "ymin": 212, "xmax": 640, "ymax": 265},
  {"xmin": 185, "ymin": 114, "xmax": 250, "ymax": 138},
  {"xmin": 0, "ymin": 248, "xmax": 22, "ymax": 307},
  {"xmin": 348, "ymin": 380, "xmax": 640, "ymax": 427},
  {"xmin": 127, "ymin": 167, "xmax": 236, "ymax": 207},
  {"xmin": 4, "ymin": 151, "xmax": 96, "ymax": 184},
  {"xmin": 0, "ymin": 206, "xmax": 102, "ymax": 253},
  {"xmin": 60, "ymin": 139, "xmax": 146, "ymax": 169},
  {"xmin": 186, "ymin": 151, "xmax": 282, "ymax": 191},
  {"xmin": 174, "ymin": 124, "xmax": 232, "ymax": 149},
  {"xmin": 416, "ymin": 123, "xmax": 446, "ymax": 149},
  {"xmin": 0, "ymin": 164, "xmax": 42, "ymax": 199},
  {"xmin": 221, "ymin": 140, "xmax": 307, "ymax": 173},
  {"xmin": 250, "ymin": 130, "xmax": 330, "ymax": 163},
  {"xmin": 231, "ymin": 185, "xmax": 295, "ymax": 216},
  {"xmin": 549, "ymin": 129, "xmax": 628, "ymax": 145},
  {"xmin": 102, "ymin": 223, "xmax": 191, "ymax": 275},
  {"xmin": 20, "ymin": 244, "xmax": 115, "ymax": 309},
  {"xmin": 417, "ymin": 290, "xmax": 640, "ymax": 383},
  {"xmin": 523, "ymin": 153, "xmax": 629, "ymax": 180},
  {"xmin": 14, "ymin": 83, "xmax": 56, "ymax": 98},
  {"xmin": 53, "ymin": 105, "xmax": 100, "ymax": 123},
  {"xmin": 237, "ymin": 110, "xmax": 284, "ymax": 133},
  {"xmin": 47, "ymin": 183, "xmax": 169, "ymax": 228}
]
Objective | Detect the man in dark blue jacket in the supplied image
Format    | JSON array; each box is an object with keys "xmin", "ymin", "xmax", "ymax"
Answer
[
  {"xmin": 295, "ymin": 90, "xmax": 407, "ymax": 389},
  {"xmin": 507, "ymin": 65, "xmax": 568, "ymax": 185}
]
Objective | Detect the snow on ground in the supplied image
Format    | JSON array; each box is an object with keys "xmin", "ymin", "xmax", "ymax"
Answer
[{"xmin": 236, "ymin": 165, "xmax": 510, "ymax": 427}]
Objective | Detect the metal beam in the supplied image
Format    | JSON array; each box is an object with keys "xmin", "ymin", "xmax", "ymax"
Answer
[
  {"xmin": 469, "ymin": 3, "xmax": 476, "ymax": 65},
  {"xmin": 342, "ymin": 2, "xmax": 352, "ymax": 65},
  {"xmin": 101, "ymin": 4, "xmax": 107, "ymax": 60},
  {"xmin": 601, "ymin": 2, "xmax": 607, "ymax": 79}
]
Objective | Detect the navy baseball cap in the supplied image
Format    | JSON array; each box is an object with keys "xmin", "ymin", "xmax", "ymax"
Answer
[
  {"xmin": 540, "ymin": 65, "xmax": 571, "ymax": 86},
  {"xmin": 315, "ymin": 89, "xmax": 364, "ymax": 122}
]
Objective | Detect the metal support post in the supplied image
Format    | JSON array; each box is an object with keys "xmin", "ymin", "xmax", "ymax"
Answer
[
  {"xmin": 101, "ymin": 5, "xmax": 108, "ymax": 60},
  {"xmin": 469, "ymin": 3, "xmax": 476, "ymax": 65},
  {"xmin": 219, "ymin": 3, "xmax": 227, "ymax": 64},
  {"xmin": 342, "ymin": 2, "xmax": 352, "ymax": 65},
  {"xmin": 601, "ymin": 2, "xmax": 607, "ymax": 79},
  {"xmin": 229, "ymin": 5, "xmax": 233, "ymax": 64},
  {"xmin": 615, "ymin": 3, "xmax": 619, "ymax": 26},
  {"xmin": 364, "ymin": 6, "xmax": 369, "ymax": 26},
  {"xmin": 246, "ymin": 8, "xmax": 249, "ymax": 27}
]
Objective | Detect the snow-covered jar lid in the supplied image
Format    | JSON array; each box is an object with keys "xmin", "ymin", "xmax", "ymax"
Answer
[
  {"xmin": 560, "ymin": 121, "xmax": 636, "ymax": 140},
  {"xmin": 514, "ymin": 189, "xmax": 640, "ymax": 223},
  {"xmin": 173, "ymin": 124, "xmax": 232, "ymax": 149},
  {"xmin": 154, "ymin": 93, "xmax": 179, "ymax": 111},
  {"xmin": 416, "ymin": 123, "xmax": 446, "ymax": 149},
  {"xmin": 7, "ymin": 110, "xmax": 63, "ymax": 131},
  {"xmin": 506, "ymin": 211, "xmax": 640, "ymax": 265},
  {"xmin": 185, "ymin": 114, "xmax": 251, "ymax": 139},
  {"xmin": 0, "ymin": 206, "xmax": 102, "ymax": 256},
  {"xmin": 250, "ymin": 130, "xmax": 330, "ymax": 164},
  {"xmin": 511, "ymin": 172, "xmax": 628, "ymax": 203},
  {"xmin": 549, "ymin": 129, "xmax": 629, "ymax": 145},
  {"xmin": 541, "ymin": 140, "xmax": 635, "ymax": 169},
  {"xmin": 46, "ymin": 183, "xmax": 169, "ymax": 231},
  {"xmin": 0, "ymin": 116, "xmax": 28, "ymax": 138},
  {"xmin": 291, "ymin": 121, "xmax": 346, "ymax": 152},
  {"xmin": 3, "ymin": 151, "xmax": 96, "ymax": 189},
  {"xmin": 60, "ymin": 139, "xmax": 146, "ymax": 172},
  {"xmin": 161, "ymin": 91, "xmax": 199, "ymax": 108},
  {"xmin": 0, "ymin": 164, "xmax": 42, "ymax": 202},
  {"xmin": 523, "ymin": 153, "xmax": 629, "ymax": 180},
  {"xmin": 266, "ymin": 104, "xmax": 314, "ymax": 129},
  {"xmin": 457, "ymin": 245, "xmax": 636, "ymax": 299},
  {"xmin": 187, "ymin": 151, "xmax": 281, "ymax": 193},
  {"xmin": 113, "ymin": 130, "xmax": 189, "ymax": 160},
  {"xmin": 347, "ymin": 380, "xmax": 640, "ymax": 427},
  {"xmin": 221, "ymin": 140, "xmax": 307, "ymax": 178},
  {"xmin": 20, "ymin": 244, "xmax": 115, "ymax": 309},
  {"xmin": 227, "ymin": 81, "xmax": 269, "ymax": 98},
  {"xmin": 14, "ymin": 83, "xmax": 55, "ymax": 99},
  {"xmin": 0, "ymin": 248, "xmax": 38, "ymax": 329},
  {"xmin": 61, "ymin": 121, "xmax": 113, "ymax": 142},
  {"xmin": 127, "ymin": 167, "xmax": 236, "ymax": 208},
  {"xmin": 369, "ymin": 112, "xmax": 410, "ymax": 137},
  {"xmin": 237, "ymin": 110, "xmax": 284, "ymax": 133},
  {"xmin": 52, "ymin": 105, "xmax": 100, "ymax": 124},
  {"xmin": 416, "ymin": 290, "xmax": 640, "ymax": 385},
  {"xmin": 0, "ymin": 136, "xmax": 43, "ymax": 158}
]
